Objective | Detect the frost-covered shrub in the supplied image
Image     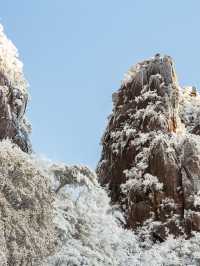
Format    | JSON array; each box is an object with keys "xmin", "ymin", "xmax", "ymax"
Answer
[
  {"xmin": 43, "ymin": 163, "xmax": 200, "ymax": 266},
  {"xmin": 44, "ymin": 164, "xmax": 140, "ymax": 266},
  {"xmin": 0, "ymin": 140, "xmax": 55, "ymax": 265},
  {"xmin": 0, "ymin": 141, "xmax": 199, "ymax": 266}
]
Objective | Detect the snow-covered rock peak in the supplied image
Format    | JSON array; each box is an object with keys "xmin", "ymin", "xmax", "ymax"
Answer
[{"xmin": 97, "ymin": 54, "xmax": 200, "ymax": 240}]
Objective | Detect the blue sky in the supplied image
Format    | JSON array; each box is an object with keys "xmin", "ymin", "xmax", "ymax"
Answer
[{"xmin": 1, "ymin": 0, "xmax": 200, "ymax": 168}]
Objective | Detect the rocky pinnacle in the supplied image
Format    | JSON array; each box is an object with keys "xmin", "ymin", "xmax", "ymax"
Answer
[{"xmin": 97, "ymin": 54, "xmax": 200, "ymax": 240}]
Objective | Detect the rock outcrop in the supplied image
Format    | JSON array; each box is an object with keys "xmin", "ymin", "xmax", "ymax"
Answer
[
  {"xmin": 97, "ymin": 54, "xmax": 200, "ymax": 240},
  {"xmin": 0, "ymin": 25, "xmax": 31, "ymax": 153}
]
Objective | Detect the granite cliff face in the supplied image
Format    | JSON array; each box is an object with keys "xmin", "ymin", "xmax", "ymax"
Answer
[{"xmin": 97, "ymin": 54, "xmax": 200, "ymax": 240}]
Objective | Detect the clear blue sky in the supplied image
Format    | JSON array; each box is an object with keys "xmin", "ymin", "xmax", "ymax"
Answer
[{"xmin": 1, "ymin": 0, "xmax": 200, "ymax": 168}]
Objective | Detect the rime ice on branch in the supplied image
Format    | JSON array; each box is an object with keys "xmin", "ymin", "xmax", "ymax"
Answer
[
  {"xmin": 97, "ymin": 54, "xmax": 200, "ymax": 240},
  {"xmin": 0, "ymin": 25, "xmax": 31, "ymax": 153}
]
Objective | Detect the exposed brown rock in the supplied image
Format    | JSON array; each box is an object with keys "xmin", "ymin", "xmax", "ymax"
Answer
[
  {"xmin": 0, "ymin": 25, "xmax": 31, "ymax": 153},
  {"xmin": 0, "ymin": 73, "xmax": 31, "ymax": 153},
  {"xmin": 97, "ymin": 54, "xmax": 200, "ymax": 239}
]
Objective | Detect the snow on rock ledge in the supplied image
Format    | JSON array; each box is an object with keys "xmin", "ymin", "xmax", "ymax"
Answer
[{"xmin": 97, "ymin": 54, "xmax": 200, "ymax": 240}]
